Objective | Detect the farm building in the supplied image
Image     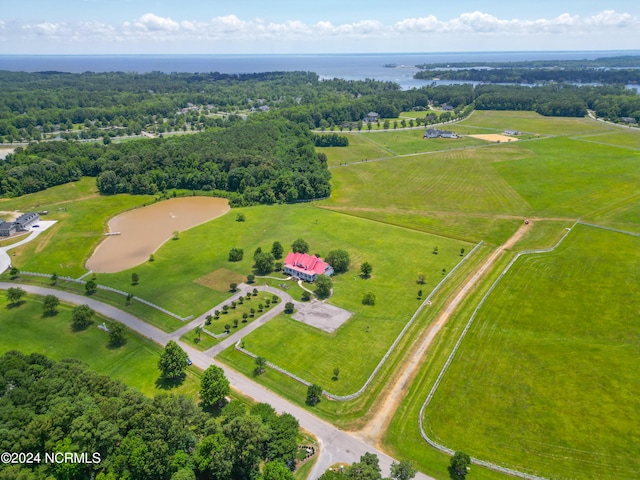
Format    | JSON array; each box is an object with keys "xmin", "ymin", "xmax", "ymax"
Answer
[
  {"xmin": 283, "ymin": 252, "xmax": 334, "ymax": 282},
  {"xmin": 0, "ymin": 212, "xmax": 39, "ymax": 237},
  {"xmin": 503, "ymin": 130, "xmax": 522, "ymax": 135},
  {"xmin": 424, "ymin": 128, "xmax": 457, "ymax": 139},
  {"xmin": 364, "ymin": 112, "xmax": 379, "ymax": 123},
  {"xmin": 621, "ymin": 117, "xmax": 637, "ymax": 124}
]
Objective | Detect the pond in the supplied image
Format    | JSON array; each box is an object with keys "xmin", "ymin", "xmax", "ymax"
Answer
[{"xmin": 86, "ymin": 196, "xmax": 229, "ymax": 273}]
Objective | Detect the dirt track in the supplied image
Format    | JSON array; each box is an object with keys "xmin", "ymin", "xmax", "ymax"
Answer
[{"xmin": 355, "ymin": 221, "xmax": 533, "ymax": 446}]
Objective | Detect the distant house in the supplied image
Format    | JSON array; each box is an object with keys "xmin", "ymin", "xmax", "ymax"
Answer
[
  {"xmin": 283, "ymin": 252, "xmax": 334, "ymax": 282},
  {"xmin": 621, "ymin": 117, "xmax": 637, "ymax": 124},
  {"xmin": 0, "ymin": 221, "xmax": 17, "ymax": 237},
  {"xmin": 503, "ymin": 130, "xmax": 521, "ymax": 136},
  {"xmin": 0, "ymin": 212, "xmax": 39, "ymax": 237},
  {"xmin": 424, "ymin": 128, "xmax": 457, "ymax": 139},
  {"xmin": 441, "ymin": 104, "xmax": 454, "ymax": 111},
  {"xmin": 364, "ymin": 112, "xmax": 379, "ymax": 123},
  {"xmin": 16, "ymin": 212, "xmax": 39, "ymax": 230}
]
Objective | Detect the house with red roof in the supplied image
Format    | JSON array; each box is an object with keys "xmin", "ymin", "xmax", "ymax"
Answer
[{"xmin": 283, "ymin": 252, "xmax": 334, "ymax": 282}]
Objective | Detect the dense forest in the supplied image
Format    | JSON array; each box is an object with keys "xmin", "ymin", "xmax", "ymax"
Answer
[
  {"xmin": 415, "ymin": 55, "xmax": 640, "ymax": 70},
  {"xmin": 1, "ymin": 70, "xmax": 640, "ymax": 200},
  {"xmin": 415, "ymin": 67, "xmax": 640, "ymax": 86},
  {"xmin": 1, "ymin": 118, "xmax": 331, "ymax": 204},
  {"xmin": 0, "ymin": 351, "xmax": 300, "ymax": 480}
]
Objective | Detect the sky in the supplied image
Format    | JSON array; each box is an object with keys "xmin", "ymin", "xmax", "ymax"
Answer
[{"xmin": 1, "ymin": 0, "xmax": 639, "ymax": 54}]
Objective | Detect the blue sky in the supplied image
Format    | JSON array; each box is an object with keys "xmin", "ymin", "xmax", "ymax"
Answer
[{"xmin": 1, "ymin": 0, "xmax": 639, "ymax": 54}]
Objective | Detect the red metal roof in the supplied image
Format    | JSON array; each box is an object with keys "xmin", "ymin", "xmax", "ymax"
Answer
[{"xmin": 284, "ymin": 252, "xmax": 330, "ymax": 276}]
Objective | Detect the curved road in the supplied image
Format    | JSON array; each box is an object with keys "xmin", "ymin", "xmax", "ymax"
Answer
[{"xmin": 0, "ymin": 282, "xmax": 434, "ymax": 480}]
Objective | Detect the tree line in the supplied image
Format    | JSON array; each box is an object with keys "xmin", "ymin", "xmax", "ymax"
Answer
[
  {"xmin": 0, "ymin": 350, "xmax": 300, "ymax": 480},
  {"xmin": 1, "ymin": 118, "xmax": 331, "ymax": 205},
  {"xmin": 416, "ymin": 68, "xmax": 640, "ymax": 86}
]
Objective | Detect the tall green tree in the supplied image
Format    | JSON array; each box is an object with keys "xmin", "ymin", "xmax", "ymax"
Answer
[
  {"xmin": 42, "ymin": 294, "xmax": 60, "ymax": 316},
  {"xmin": 360, "ymin": 262, "xmax": 373, "ymax": 278},
  {"xmin": 449, "ymin": 451, "xmax": 471, "ymax": 480},
  {"xmin": 306, "ymin": 384, "xmax": 323, "ymax": 406},
  {"xmin": 200, "ymin": 365, "xmax": 230, "ymax": 409},
  {"xmin": 271, "ymin": 241, "xmax": 284, "ymax": 260},
  {"xmin": 158, "ymin": 340, "xmax": 189, "ymax": 380},
  {"xmin": 71, "ymin": 304, "xmax": 94, "ymax": 330},
  {"xmin": 262, "ymin": 461, "xmax": 295, "ymax": 480},
  {"xmin": 6, "ymin": 287, "xmax": 26, "ymax": 305},
  {"xmin": 325, "ymin": 249, "xmax": 350, "ymax": 273},
  {"xmin": 315, "ymin": 275, "xmax": 332, "ymax": 299},
  {"xmin": 291, "ymin": 238, "xmax": 309, "ymax": 254},
  {"xmin": 254, "ymin": 252, "xmax": 275, "ymax": 275},
  {"xmin": 108, "ymin": 322, "xmax": 126, "ymax": 347},
  {"xmin": 390, "ymin": 459, "xmax": 417, "ymax": 480}
]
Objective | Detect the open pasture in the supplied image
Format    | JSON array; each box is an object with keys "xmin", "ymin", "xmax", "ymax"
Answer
[
  {"xmin": 325, "ymin": 145, "xmax": 533, "ymax": 217},
  {"xmin": 493, "ymin": 137, "xmax": 640, "ymax": 217},
  {"xmin": 460, "ymin": 110, "xmax": 616, "ymax": 136},
  {"xmin": 217, "ymin": 212, "xmax": 471, "ymax": 396},
  {"xmin": 572, "ymin": 128, "xmax": 640, "ymax": 149},
  {"xmin": 317, "ymin": 133, "xmax": 391, "ymax": 166},
  {"xmin": 321, "ymin": 207, "xmax": 522, "ymax": 246},
  {"xmin": 0, "ymin": 293, "xmax": 201, "ymax": 398},
  {"xmin": 94, "ymin": 203, "xmax": 469, "ymax": 324},
  {"xmin": 358, "ymin": 129, "xmax": 488, "ymax": 156},
  {"xmin": 423, "ymin": 225, "xmax": 640, "ymax": 480}
]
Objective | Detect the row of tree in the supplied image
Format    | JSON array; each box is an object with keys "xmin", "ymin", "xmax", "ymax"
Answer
[{"xmin": 416, "ymin": 67, "xmax": 640, "ymax": 86}]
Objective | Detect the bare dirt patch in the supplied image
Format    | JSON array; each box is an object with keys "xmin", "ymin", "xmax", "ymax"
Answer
[
  {"xmin": 195, "ymin": 268, "xmax": 246, "ymax": 292},
  {"xmin": 292, "ymin": 300, "xmax": 352, "ymax": 333},
  {"xmin": 355, "ymin": 221, "xmax": 533, "ymax": 446},
  {"xmin": 86, "ymin": 197, "xmax": 229, "ymax": 273},
  {"xmin": 0, "ymin": 147, "xmax": 15, "ymax": 160},
  {"xmin": 469, "ymin": 133, "xmax": 519, "ymax": 143}
]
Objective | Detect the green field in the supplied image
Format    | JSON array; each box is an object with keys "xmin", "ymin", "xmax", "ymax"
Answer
[
  {"xmin": 0, "ymin": 293, "xmax": 201, "ymax": 398},
  {"xmin": 422, "ymin": 225, "xmax": 640, "ymax": 479},
  {"xmin": 3, "ymin": 110, "xmax": 640, "ymax": 479}
]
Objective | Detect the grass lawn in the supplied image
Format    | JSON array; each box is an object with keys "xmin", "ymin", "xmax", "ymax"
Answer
[
  {"xmin": 0, "ymin": 274, "xmax": 185, "ymax": 332},
  {"xmin": 0, "ymin": 293, "xmax": 201, "ymax": 398},
  {"xmin": 324, "ymin": 145, "xmax": 533, "ymax": 217},
  {"xmin": 571, "ymin": 128, "xmax": 640, "ymax": 150},
  {"xmin": 358, "ymin": 129, "xmax": 488, "ymax": 156},
  {"xmin": 492, "ymin": 137, "xmax": 640, "ymax": 217},
  {"xmin": 317, "ymin": 134, "xmax": 391, "ymax": 166},
  {"xmin": 423, "ymin": 225, "xmax": 640, "ymax": 479},
  {"xmin": 180, "ymin": 294, "xmax": 280, "ymax": 351},
  {"xmin": 459, "ymin": 110, "xmax": 615, "ymax": 136}
]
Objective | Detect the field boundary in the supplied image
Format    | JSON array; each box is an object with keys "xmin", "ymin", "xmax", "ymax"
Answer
[
  {"xmin": 418, "ymin": 221, "xmax": 578, "ymax": 480},
  {"xmin": 17, "ymin": 271, "xmax": 192, "ymax": 321},
  {"xmin": 234, "ymin": 240, "xmax": 484, "ymax": 400}
]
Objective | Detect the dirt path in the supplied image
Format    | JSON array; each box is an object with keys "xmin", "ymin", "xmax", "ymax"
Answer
[{"xmin": 355, "ymin": 221, "xmax": 533, "ymax": 446}]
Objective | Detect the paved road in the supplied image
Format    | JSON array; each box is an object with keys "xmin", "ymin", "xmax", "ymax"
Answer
[
  {"xmin": 0, "ymin": 282, "xmax": 434, "ymax": 480},
  {"xmin": 0, "ymin": 221, "xmax": 57, "ymax": 273}
]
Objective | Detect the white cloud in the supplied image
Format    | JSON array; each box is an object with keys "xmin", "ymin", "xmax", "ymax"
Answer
[{"xmin": 5, "ymin": 10, "xmax": 639, "ymax": 51}]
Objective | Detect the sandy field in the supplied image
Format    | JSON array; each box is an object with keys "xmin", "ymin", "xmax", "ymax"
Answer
[
  {"xmin": 468, "ymin": 134, "xmax": 519, "ymax": 143},
  {"xmin": 0, "ymin": 147, "xmax": 15, "ymax": 160},
  {"xmin": 86, "ymin": 197, "xmax": 229, "ymax": 273}
]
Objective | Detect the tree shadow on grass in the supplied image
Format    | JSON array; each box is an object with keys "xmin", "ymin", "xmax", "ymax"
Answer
[
  {"xmin": 42, "ymin": 310, "xmax": 59, "ymax": 318},
  {"xmin": 6, "ymin": 301, "xmax": 26, "ymax": 309},
  {"xmin": 155, "ymin": 375, "xmax": 186, "ymax": 391}
]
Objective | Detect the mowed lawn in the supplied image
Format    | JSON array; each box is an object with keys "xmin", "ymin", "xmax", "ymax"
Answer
[
  {"xmin": 423, "ymin": 225, "xmax": 640, "ymax": 480},
  {"xmin": 215, "ymin": 210, "xmax": 471, "ymax": 395},
  {"xmin": 0, "ymin": 294, "xmax": 201, "ymax": 398},
  {"xmin": 493, "ymin": 137, "xmax": 640, "ymax": 217},
  {"xmin": 459, "ymin": 110, "xmax": 617, "ymax": 136},
  {"xmin": 325, "ymin": 144, "xmax": 533, "ymax": 216},
  {"xmin": 94, "ymin": 203, "xmax": 470, "ymax": 324}
]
